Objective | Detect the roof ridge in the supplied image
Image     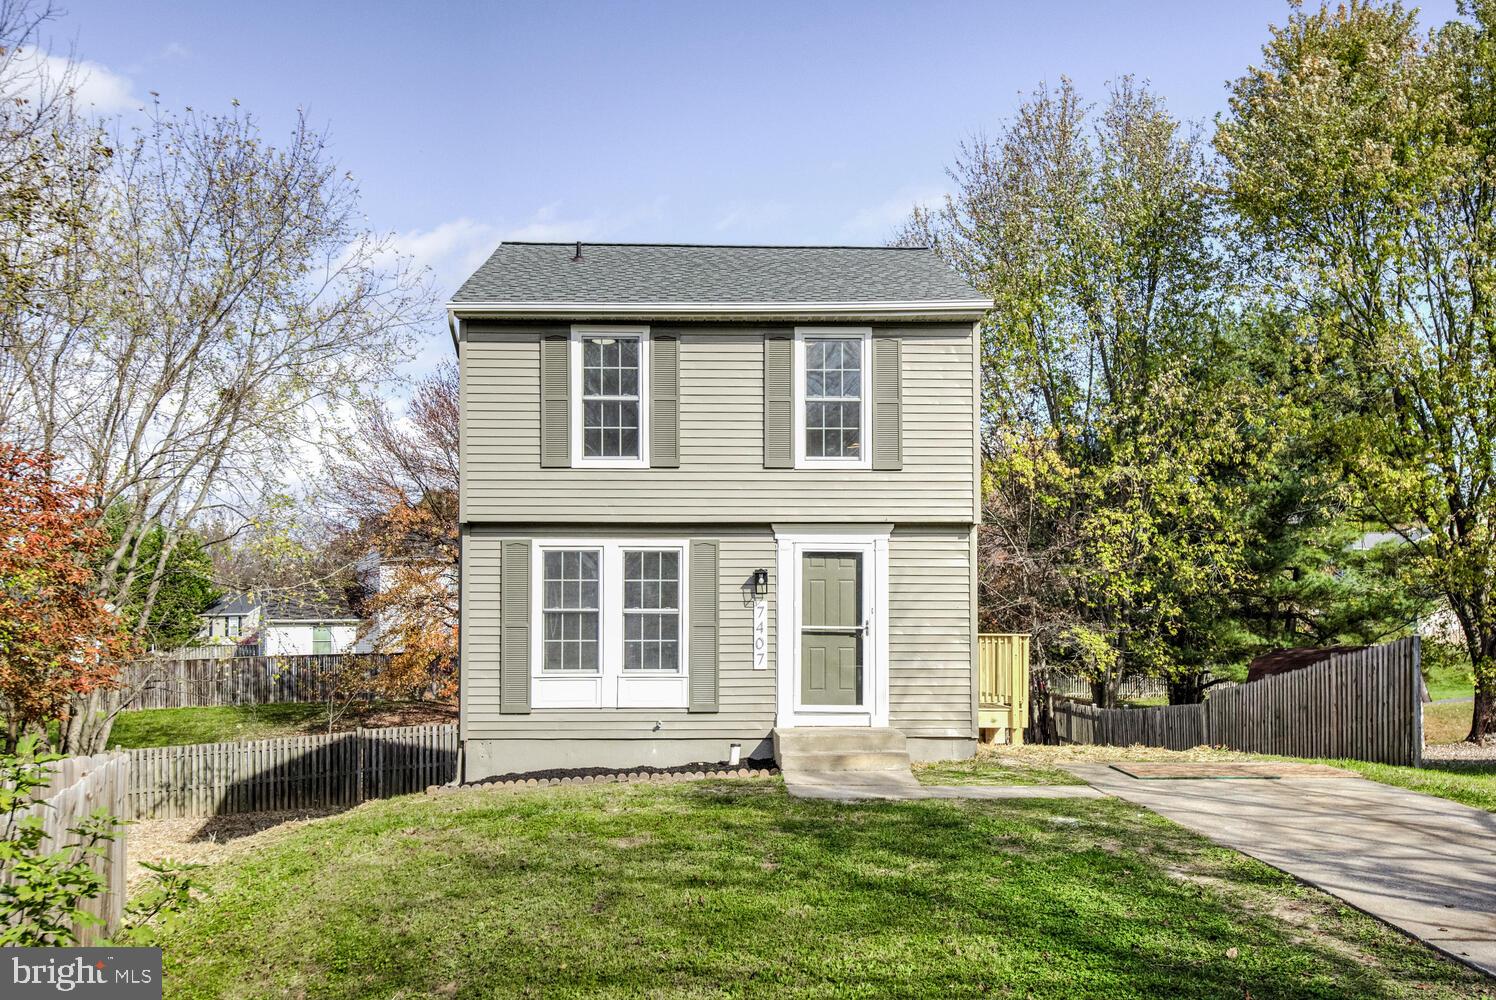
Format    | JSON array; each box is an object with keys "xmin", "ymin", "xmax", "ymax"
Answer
[{"xmin": 497, "ymin": 241, "xmax": 932, "ymax": 251}]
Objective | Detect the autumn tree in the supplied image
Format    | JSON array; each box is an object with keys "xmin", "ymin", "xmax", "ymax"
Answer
[
  {"xmin": 326, "ymin": 361, "xmax": 459, "ymax": 702},
  {"xmin": 0, "ymin": 445, "xmax": 131, "ymax": 750},
  {"xmin": 1219, "ymin": 0, "xmax": 1496, "ymax": 741}
]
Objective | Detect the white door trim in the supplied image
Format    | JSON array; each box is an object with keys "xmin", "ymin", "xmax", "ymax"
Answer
[{"xmin": 774, "ymin": 528, "xmax": 890, "ymax": 728}]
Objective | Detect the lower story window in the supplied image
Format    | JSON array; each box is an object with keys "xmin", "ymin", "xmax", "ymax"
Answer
[
  {"xmin": 542, "ymin": 550, "xmax": 600, "ymax": 671},
  {"xmin": 624, "ymin": 550, "xmax": 679, "ymax": 671},
  {"xmin": 532, "ymin": 540, "xmax": 689, "ymax": 708},
  {"xmin": 312, "ymin": 625, "xmax": 333, "ymax": 655}
]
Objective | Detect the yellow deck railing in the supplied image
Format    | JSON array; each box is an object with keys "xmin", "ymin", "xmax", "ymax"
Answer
[{"xmin": 978, "ymin": 633, "xmax": 1031, "ymax": 744}]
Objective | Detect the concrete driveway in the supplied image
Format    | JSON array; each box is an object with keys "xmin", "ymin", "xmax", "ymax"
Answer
[{"xmin": 1071, "ymin": 764, "xmax": 1496, "ymax": 978}]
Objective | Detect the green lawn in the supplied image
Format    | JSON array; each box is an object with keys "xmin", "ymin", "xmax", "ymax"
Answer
[
  {"xmin": 107, "ymin": 703, "xmax": 328, "ymax": 748},
  {"xmin": 1330, "ymin": 758, "xmax": 1496, "ymax": 813},
  {"xmin": 157, "ymin": 780, "xmax": 1489, "ymax": 999},
  {"xmin": 106, "ymin": 701, "xmax": 456, "ymax": 749},
  {"xmin": 1423, "ymin": 658, "xmax": 1475, "ymax": 702}
]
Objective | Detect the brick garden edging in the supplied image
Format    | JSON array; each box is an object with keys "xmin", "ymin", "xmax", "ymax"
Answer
[{"xmin": 427, "ymin": 764, "xmax": 779, "ymax": 796}]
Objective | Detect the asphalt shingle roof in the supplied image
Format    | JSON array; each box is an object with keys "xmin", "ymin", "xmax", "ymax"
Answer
[
  {"xmin": 203, "ymin": 590, "xmax": 358, "ymax": 623},
  {"xmin": 450, "ymin": 242, "xmax": 984, "ymax": 305}
]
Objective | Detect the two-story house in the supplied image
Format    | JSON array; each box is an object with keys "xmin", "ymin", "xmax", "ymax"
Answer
[{"xmin": 451, "ymin": 242, "xmax": 987, "ymax": 779}]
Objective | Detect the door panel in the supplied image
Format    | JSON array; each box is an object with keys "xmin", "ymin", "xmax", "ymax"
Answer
[{"xmin": 800, "ymin": 552, "xmax": 862, "ymax": 706}]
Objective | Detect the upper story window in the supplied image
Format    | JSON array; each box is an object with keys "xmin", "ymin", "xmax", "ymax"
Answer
[
  {"xmin": 794, "ymin": 327, "xmax": 872, "ymax": 469},
  {"xmin": 571, "ymin": 326, "xmax": 650, "ymax": 469}
]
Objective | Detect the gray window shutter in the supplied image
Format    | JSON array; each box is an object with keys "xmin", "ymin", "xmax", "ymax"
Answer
[
  {"xmin": 763, "ymin": 335, "xmax": 793, "ymax": 468},
  {"xmin": 871, "ymin": 335, "xmax": 902, "ymax": 471},
  {"xmin": 651, "ymin": 334, "xmax": 680, "ymax": 468},
  {"xmin": 688, "ymin": 539, "xmax": 719, "ymax": 713},
  {"xmin": 500, "ymin": 539, "xmax": 531, "ymax": 714},
  {"xmin": 540, "ymin": 335, "xmax": 570, "ymax": 468}
]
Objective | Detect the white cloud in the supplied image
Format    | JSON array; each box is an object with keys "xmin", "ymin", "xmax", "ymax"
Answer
[
  {"xmin": 841, "ymin": 186, "xmax": 949, "ymax": 244},
  {"xmin": 10, "ymin": 45, "xmax": 140, "ymax": 114},
  {"xmin": 388, "ymin": 199, "xmax": 670, "ymax": 304}
]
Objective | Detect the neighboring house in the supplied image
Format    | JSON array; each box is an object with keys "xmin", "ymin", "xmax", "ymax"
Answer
[
  {"xmin": 199, "ymin": 591, "xmax": 364, "ymax": 656},
  {"xmin": 1348, "ymin": 528, "xmax": 1463, "ymax": 644},
  {"xmin": 201, "ymin": 592, "xmax": 258, "ymax": 643},
  {"xmin": 355, "ymin": 547, "xmax": 460, "ymax": 651},
  {"xmin": 1246, "ymin": 646, "xmax": 1366, "ymax": 683},
  {"xmin": 450, "ymin": 241, "xmax": 988, "ymax": 777}
]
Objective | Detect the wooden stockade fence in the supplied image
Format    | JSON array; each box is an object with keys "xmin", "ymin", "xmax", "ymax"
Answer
[
  {"xmin": 1048, "ymin": 638, "xmax": 1424, "ymax": 766},
  {"xmin": 4, "ymin": 754, "xmax": 130, "ymax": 943},
  {"xmin": 119, "ymin": 654, "xmax": 454, "ymax": 710},
  {"xmin": 123, "ymin": 723, "xmax": 458, "ymax": 819}
]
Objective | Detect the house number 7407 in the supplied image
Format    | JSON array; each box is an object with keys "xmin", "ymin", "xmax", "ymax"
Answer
[{"xmin": 752, "ymin": 598, "xmax": 768, "ymax": 670}]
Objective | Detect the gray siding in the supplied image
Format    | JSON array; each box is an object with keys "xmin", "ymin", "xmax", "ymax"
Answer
[
  {"xmin": 460, "ymin": 323, "xmax": 976, "ymax": 524},
  {"xmin": 460, "ymin": 526, "xmax": 974, "ymax": 744},
  {"xmin": 463, "ymin": 527, "xmax": 779, "ymax": 741},
  {"xmin": 888, "ymin": 527, "xmax": 976, "ymax": 739}
]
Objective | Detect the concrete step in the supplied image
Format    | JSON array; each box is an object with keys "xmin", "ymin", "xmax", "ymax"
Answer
[
  {"xmin": 773, "ymin": 726, "xmax": 908, "ymax": 758},
  {"xmin": 780, "ymin": 749, "xmax": 913, "ymax": 775}
]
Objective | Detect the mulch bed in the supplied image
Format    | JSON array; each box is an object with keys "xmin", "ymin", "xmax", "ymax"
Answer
[{"xmin": 461, "ymin": 758, "xmax": 780, "ymax": 789}]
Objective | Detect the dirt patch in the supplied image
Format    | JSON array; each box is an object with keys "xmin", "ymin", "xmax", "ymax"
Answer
[
  {"xmin": 127, "ymin": 809, "xmax": 340, "ymax": 892},
  {"xmin": 351, "ymin": 701, "xmax": 457, "ymax": 729},
  {"xmin": 607, "ymin": 835, "xmax": 652, "ymax": 849}
]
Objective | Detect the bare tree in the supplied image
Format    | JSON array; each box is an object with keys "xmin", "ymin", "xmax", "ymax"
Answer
[{"xmin": 3, "ymin": 95, "xmax": 432, "ymax": 751}]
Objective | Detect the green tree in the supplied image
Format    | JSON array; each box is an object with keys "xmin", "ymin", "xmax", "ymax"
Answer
[
  {"xmin": 1219, "ymin": 0, "xmax": 1496, "ymax": 741},
  {"xmin": 102, "ymin": 506, "xmax": 220, "ymax": 651},
  {"xmin": 911, "ymin": 78, "xmax": 1279, "ymax": 704}
]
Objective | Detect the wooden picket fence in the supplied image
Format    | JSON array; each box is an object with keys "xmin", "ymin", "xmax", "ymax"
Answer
[
  {"xmin": 1049, "ymin": 638, "xmax": 1424, "ymax": 766},
  {"xmin": 118, "ymin": 654, "xmax": 454, "ymax": 710},
  {"xmin": 5, "ymin": 753, "xmax": 130, "ymax": 943},
  {"xmin": 122, "ymin": 723, "xmax": 458, "ymax": 819}
]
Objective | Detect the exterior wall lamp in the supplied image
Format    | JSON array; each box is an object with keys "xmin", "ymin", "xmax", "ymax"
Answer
[{"xmin": 752, "ymin": 568, "xmax": 769, "ymax": 596}]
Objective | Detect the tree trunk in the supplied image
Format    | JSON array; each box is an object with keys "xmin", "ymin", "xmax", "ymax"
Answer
[
  {"xmin": 1470, "ymin": 678, "xmax": 1495, "ymax": 744},
  {"xmin": 1167, "ymin": 672, "xmax": 1207, "ymax": 705},
  {"xmin": 1463, "ymin": 628, "xmax": 1496, "ymax": 744}
]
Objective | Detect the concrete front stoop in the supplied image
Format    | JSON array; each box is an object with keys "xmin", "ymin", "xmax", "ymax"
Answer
[{"xmin": 773, "ymin": 726, "xmax": 1103, "ymax": 802}]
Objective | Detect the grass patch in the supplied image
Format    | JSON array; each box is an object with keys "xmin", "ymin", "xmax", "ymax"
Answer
[
  {"xmin": 1423, "ymin": 701, "xmax": 1473, "ymax": 745},
  {"xmin": 157, "ymin": 780, "xmax": 1488, "ymax": 999},
  {"xmin": 914, "ymin": 747, "xmax": 1085, "ymax": 786},
  {"xmin": 1330, "ymin": 758, "xmax": 1496, "ymax": 813},
  {"xmin": 1422, "ymin": 646, "xmax": 1475, "ymax": 702},
  {"xmin": 108, "ymin": 703, "xmax": 326, "ymax": 748},
  {"xmin": 106, "ymin": 701, "xmax": 455, "ymax": 749}
]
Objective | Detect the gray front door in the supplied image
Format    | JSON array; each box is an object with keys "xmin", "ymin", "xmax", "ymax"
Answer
[{"xmin": 800, "ymin": 552, "xmax": 863, "ymax": 706}]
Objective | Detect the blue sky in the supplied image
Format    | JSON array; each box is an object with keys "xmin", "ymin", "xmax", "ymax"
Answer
[{"xmin": 41, "ymin": 0, "xmax": 1462, "ymax": 368}]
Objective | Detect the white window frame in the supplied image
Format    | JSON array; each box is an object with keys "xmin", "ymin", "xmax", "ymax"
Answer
[
  {"xmin": 793, "ymin": 326, "xmax": 872, "ymax": 470},
  {"xmin": 529, "ymin": 538, "xmax": 689, "ymax": 709},
  {"xmin": 570, "ymin": 325, "xmax": 651, "ymax": 469}
]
